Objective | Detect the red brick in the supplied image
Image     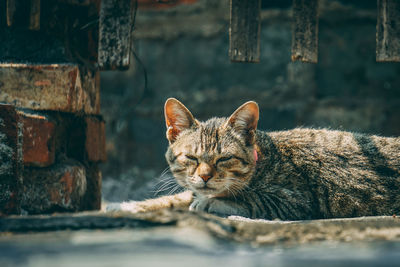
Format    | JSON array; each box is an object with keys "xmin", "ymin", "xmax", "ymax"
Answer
[
  {"xmin": 19, "ymin": 111, "xmax": 56, "ymax": 167},
  {"xmin": 1, "ymin": 105, "xmax": 103, "ymax": 214},
  {"xmin": 82, "ymin": 163, "xmax": 102, "ymax": 210},
  {"xmin": 21, "ymin": 160, "xmax": 87, "ymax": 214},
  {"xmin": 85, "ymin": 116, "xmax": 106, "ymax": 162}
]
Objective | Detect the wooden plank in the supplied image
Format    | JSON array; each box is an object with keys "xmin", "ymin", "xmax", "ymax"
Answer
[
  {"xmin": 229, "ymin": 0, "xmax": 261, "ymax": 63},
  {"xmin": 6, "ymin": 0, "xmax": 40, "ymax": 29},
  {"xmin": 6, "ymin": 0, "xmax": 17, "ymax": 26},
  {"xmin": 29, "ymin": 0, "xmax": 40, "ymax": 30},
  {"xmin": 291, "ymin": 0, "xmax": 319, "ymax": 63},
  {"xmin": 376, "ymin": 0, "xmax": 400, "ymax": 62},
  {"xmin": 98, "ymin": 0, "xmax": 134, "ymax": 70}
]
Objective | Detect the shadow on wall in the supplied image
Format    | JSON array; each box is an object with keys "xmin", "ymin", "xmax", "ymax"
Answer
[{"xmin": 100, "ymin": 0, "xmax": 400, "ymax": 202}]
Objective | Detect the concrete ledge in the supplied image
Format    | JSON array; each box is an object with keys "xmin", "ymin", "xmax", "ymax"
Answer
[{"xmin": 1, "ymin": 210, "xmax": 400, "ymax": 246}]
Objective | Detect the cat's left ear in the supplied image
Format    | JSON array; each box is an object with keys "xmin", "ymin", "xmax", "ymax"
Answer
[
  {"xmin": 164, "ymin": 98, "xmax": 198, "ymax": 143},
  {"xmin": 225, "ymin": 101, "xmax": 259, "ymax": 145}
]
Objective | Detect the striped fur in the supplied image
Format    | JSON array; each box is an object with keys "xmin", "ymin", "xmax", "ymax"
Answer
[{"xmin": 145, "ymin": 98, "xmax": 400, "ymax": 220}]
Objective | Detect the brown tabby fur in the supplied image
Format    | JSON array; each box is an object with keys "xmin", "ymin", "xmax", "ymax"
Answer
[{"xmin": 133, "ymin": 98, "xmax": 400, "ymax": 220}]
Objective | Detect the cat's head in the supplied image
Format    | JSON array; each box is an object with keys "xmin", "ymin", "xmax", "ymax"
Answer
[{"xmin": 164, "ymin": 98, "xmax": 259, "ymax": 197}]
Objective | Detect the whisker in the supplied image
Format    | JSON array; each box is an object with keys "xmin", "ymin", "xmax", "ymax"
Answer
[
  {"xmin": 168, "ymin": 184, "xmax": 183, "ymax": 196},
  {"xmin": 154, "ymin": 181, "xmax": 176, "ymax": 193}
]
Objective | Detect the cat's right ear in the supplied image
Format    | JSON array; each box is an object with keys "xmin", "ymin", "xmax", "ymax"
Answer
[
  {"xmin": 225, "ymin": 101, "xmax": 259, "ymax": 146},
  {"xmin": 164, "ymin": 98, "xmax": 198, "ymax": 143}
]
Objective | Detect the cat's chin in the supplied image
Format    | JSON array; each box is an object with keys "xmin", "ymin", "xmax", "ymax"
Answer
[{"xmin": 192, "ymin": 186, "xmax": 228, "ymax": 197}]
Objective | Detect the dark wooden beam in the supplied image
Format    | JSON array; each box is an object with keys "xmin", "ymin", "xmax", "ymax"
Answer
[
  {"xmin": 0, "ymin": 0, "xmax": 5, "ymax": 27},
  {"xmin": 6, "ymin": 0, "xmax": 40, "ymax": 30},
  {"xmin": 98, "ymin": 0, "xmax": 134, "ymax": 70},
  {"xmin": 229, "ymin": 0, "xmax": 261, "ymax": 63},
  {"xmin": 29, "ymin": 0, "xmax": 40, "ymax": 30},
  {"xmin": 59, "ymin": 0, "xmax": 92, "ymax": 5},
  {"xmin": 376, "ymin": 0, "xmax": 400, "ymax": 62},
  {"xmin": 6, "ymin": 0, "xmax": 17, "ymax": 26},
  {"xmin": 291, "ymin": 0, "xmax": 319, "ymax": 63}
]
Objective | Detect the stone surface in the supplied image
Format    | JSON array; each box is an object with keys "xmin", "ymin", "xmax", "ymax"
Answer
[
  {"xmin": 0, "ymin": 63, "xmax": 100, "ymax": 114},
  {"xmin": 21, "ymin": 159, "xmax": 87, "ymax": 214},
  {"xmin": 1, "ymin": 228, "xmax": 400, "ymax": 267},
  {"xmin": 1, "ymin": 211, "xmax": 400, "ymax": 266},
  {"xmin": 1, "ymin": 209, "xmax": 400, "ymax": 244}
]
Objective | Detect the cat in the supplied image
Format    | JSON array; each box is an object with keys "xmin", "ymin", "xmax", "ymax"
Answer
[{"xmin": 118, "ymin": 98, "xmax": 400, "ymax": 220}]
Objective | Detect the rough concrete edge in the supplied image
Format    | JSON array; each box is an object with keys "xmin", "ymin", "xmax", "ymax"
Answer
[{"xmin": 1, "ymin": 210, "xmax": 400, "ymax": 247}]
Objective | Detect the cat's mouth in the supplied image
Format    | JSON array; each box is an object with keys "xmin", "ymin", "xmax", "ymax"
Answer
[
  {"xmin": 196, "ymin": 184, "xmax": 214, "ymax": 190},
  {"xmin": 192, "ymin": 184, "xmax": 220, "ymax": 194}
]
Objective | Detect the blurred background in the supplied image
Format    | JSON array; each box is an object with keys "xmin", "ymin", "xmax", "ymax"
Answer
[{"xmin": 100, "ymin": 0, "xmax": 400, "ymax": 202}]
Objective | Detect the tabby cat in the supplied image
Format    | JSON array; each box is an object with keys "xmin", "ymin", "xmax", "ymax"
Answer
[{"xmin": 127, "ymin": 98, "xmax": 400, "ymax": 220}]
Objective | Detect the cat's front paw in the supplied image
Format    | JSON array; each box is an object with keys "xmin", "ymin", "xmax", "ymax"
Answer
[{"xmin": 190, "ymin": 197, "xmax": 250, "ymax": 218}]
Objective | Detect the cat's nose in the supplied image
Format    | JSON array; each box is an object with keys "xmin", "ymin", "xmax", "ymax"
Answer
[
  {"xmin": 197, "ymin": 163, "xmax": 214, "ymax": 183},
  {"xmin": 200, "ymin": 174, "xmax": 212, "ymax": 183}
]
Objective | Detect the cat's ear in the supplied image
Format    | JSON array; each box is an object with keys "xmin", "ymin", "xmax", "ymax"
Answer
[
  {"xmin": 164, "ymin": 98, "xmax": 198, "ymax": 143},
  {"xmin": 225, "ymin": 101, "xmax": 259, "ymax": 145}
]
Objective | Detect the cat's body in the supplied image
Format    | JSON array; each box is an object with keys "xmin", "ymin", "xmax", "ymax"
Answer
[
  {"xmin": 126, "ymin": 99, "xmax": 400, "ymax": 220},
  {"xmin": 206, "ymin": 128, "xmax": 400, "ymax": 220}
]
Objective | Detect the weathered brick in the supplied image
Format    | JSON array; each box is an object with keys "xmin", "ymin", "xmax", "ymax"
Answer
[
  {"xmin": 0, "ymin": 63, "xmax": 100, "ymax": 114},
  {"xmin": 85, "ymin": 116, "xmax": 106, "ymax": 162},
  {"xmin": 21, "ymin": 159, "xmax": 87, "ymax": 214},
  {"xmin": 0, "ymin": 104, "xmax": 23, "ymax": 215},
  {"xmin": 19, "ymin": 111, "xmax": 56, "ymax": 167},
  {"xmin": 83, "ymin": 163, "xmax": 102, "ymax": 210},
  {"xmin": 0, "ymin": 105, "xmax": 103, "ymax": 214}
]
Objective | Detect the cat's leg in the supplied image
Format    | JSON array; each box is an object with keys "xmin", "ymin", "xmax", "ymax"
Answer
[
  {"xmin": 109, "ymin": 191, "xmax": 193, "ymax": 213},
  {"xmin": 189, "ymin": 196, "xmax": 251, "ymax": 218}
]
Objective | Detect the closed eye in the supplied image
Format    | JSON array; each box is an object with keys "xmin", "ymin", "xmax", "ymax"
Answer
[
  {"xmin": 216, "ymin": 156, "xmax": 233, "ymax": 165},
  {"xmin": 185, "ymin": 155, "xmax": 198, "ymax": 162}
]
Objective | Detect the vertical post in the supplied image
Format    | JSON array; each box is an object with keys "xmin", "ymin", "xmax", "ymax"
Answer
[
  {"xmin": 6, "ymin": 0, "xmax": 40, "ymax": 29},
  {"xmin": 6, "ymin": 0, "xmax": 16, "ymax": 27},
  {"xmin": 291, "ymin": 0, "xmax": 319, "ymax": 63},
  {"xmin": 229, "ymin": 0, "xmax": 261, "ymax": 63},
  {"xmin": 29, "ymin": 0, "xmax": 40, "ymax": 30},
  {"xmin": 98, "ymin": 0, "xmax": 134, "ymax": 70},
  {"xmin": 1, "ymin": 0, "xmax": 7, "ymax": 26},
  {"xmin": 376, "ymin": 0, "xmax": 400, "ymax": 62}
]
